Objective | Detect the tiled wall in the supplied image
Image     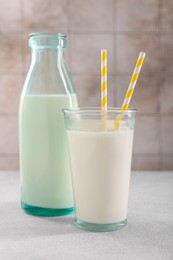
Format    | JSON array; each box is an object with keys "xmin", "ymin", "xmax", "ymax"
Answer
[{"xmin": 0, "ymin": 0, "xmax": 173, "ymax": 170}]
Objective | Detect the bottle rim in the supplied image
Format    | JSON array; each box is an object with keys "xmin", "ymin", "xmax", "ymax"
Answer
[
  {"xmin": 29, "ymin": 32, "xmax": 67, "ymax": 50},
  {"xmin": 29, "ymin": 32, "xmax": 66, "ymax": 39},
  {"xmin": 63, "ymin": 107, "xmax": 137, "ymax": 117}
]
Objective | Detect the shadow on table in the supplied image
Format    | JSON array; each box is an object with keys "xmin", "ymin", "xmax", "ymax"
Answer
[{"xmin": 0, "ymin": 202, "xmax": 82, "ymax": 239}]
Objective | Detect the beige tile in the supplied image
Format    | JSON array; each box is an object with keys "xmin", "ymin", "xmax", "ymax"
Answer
[
  {"xmin": 117, "ymin": 75, "xmax": 159, "ymax": 113},
  {"xmin": 0, "ymin": 32, "xmax": 22, "ymax": 73},
  {"xmin": 161, "ymin": 0, "xmax": 173, "ymax": 33},
  {"xmin": 72, "ymin": 75, "xmax": 117, "ymax": 107},
  {"xmin": 0, "ymin": 0, "xmax": 21, "ymax": 31},
  {"xmin": 0, "ymin": 155, "xmax": 19, "ymax": 171},
  {"xmin": 23, "ymin": 0, "xmax": 67, "ymax": 31},
  {"xmin": 69, "ymin": 0, "xmax": 114, "ymax": 32},
  {"xmin": 117, "ymin": 33, "xmax": 161, "ymax": 74},
  {"xmin": 160, "ymin": 76, "xmax": 173, "ymax": 113},
  {"xmin": 0, "ymin": 116, "xmax": 19, "ymax": 154},
  {"xmin": 0, "ymin": 74, "xmax": 22, "ymax": 114},
  {"xmin": 117, "ymin": 0, "xmax": 159, "ymax": 32},
  {"xmin": 160, "ymin": 35, "xmax": 173, "ymax": 76},
  {"xmin": 132, "ymin": 154, "xmax": 160, "ymax": 171},
  {"xmin": 133, "ymin": 115, "xmax": 160, "ymax": 154},
  {"xmin": 161, "ymin": 116, "xmax": 173, "ymax": 154},
  {"xmin": 161, "ymin": 155, "xmax": 173, "ymax": 170},
  {"xmin": 71, "ymin": 34, "xmax": 115, "ymax": 74}
]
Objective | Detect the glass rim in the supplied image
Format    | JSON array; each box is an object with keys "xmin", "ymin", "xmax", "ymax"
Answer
[
  {"xmin": 29, "ymin": 32, "xmax": 67, "ymax": 39},
  {"xmin": 63, "ymin": 107, "xmax": 137, "ymax": 115}
]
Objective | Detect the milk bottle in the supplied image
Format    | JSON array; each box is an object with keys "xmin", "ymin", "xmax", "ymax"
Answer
[{"xmin": 19, "ymin": 33, "xmax": 78, "ymax": 216}]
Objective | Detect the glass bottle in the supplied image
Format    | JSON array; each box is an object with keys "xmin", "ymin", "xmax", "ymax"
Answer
[{"xmin": 19, "ymin": 32, "xmax": 78, "ymax": 216}]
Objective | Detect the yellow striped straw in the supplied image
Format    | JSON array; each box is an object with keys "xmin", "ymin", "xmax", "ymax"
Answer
[
  {"xmin": 101, "ymin": 49, "xmax": 107, "ymax": 112},
  {"xmin": 121, "ymin": 52, "xmax": 146, "ymax": 110},
  {"xmin": 115, "ymin": 51, "xmax": 146, "ymax": 128}
]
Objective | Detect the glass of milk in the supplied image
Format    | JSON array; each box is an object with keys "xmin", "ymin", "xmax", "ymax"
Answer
[{"xmin": 63, "ymin": 108, "xmax": 137, "ymax": 232}]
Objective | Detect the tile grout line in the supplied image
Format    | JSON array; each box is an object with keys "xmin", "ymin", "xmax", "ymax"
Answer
[
  {"xmin": 66, "ymin": 0, "xmax": 72, "ymax": 72},
  {"xmin": 158, "ymin": 0, "xmax": 163, "ymax": 170},
  {"xmin": 70, "ymin": 71, "xmax": 166, "ymax": 76},
  {"xmin": 66, "ymin": 30, "xmax": 163, "ymax": 35},
  {"xmin": 0, "ymin": 154, "xmax": 19, "ymax": 157},
  {"xmin": 132, "ymin": 153, "xmax": 173, "ymax": 156},
  {"xmin": 20, "ymin": 0, "xmax": 26, "ymax": 80},
  {"xmin": 113, "ymin": 0, "xmax": 118, "ymax": 106},
  {"xmin": 2, "ymin": 30, "xmax": 173, "ymax": 36}
]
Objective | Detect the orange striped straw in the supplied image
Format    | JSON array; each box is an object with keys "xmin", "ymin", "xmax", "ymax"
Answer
[
  {"xmin": 101, "ymin": 49, "xmax": 107, "ymax": 112},
  {"xmin": 121, "ymin": 52, "xmax": 146, "ymax": 110},
  {"xmin": 115, "ymin": 52, "xmax": 146, "ymax": 128}
]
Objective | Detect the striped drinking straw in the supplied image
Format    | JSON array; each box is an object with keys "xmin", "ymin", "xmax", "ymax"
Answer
[
  {"xmin": 121, "ymin": 52, "xmax": 146, "ymax": 110},
  {"xmin": 115, "ymin": 52, "xmax": 146, "ymax": 128},
  {"xmin": 101, "ymin": 49, "xmax": 107, "ymax": 113}
]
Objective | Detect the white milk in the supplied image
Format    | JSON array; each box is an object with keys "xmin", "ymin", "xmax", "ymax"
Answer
[
  {"xmin": 19, "ymin": 94, "xmax": 78, "ymax": 208},
  {"xmin": 67, "ymin": 129, "xmax": 134, "ymax": 224}
]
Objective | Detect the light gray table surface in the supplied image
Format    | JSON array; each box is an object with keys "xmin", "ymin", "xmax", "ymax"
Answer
[{"xmin": 0, "ymin": 171, "xmax": 173, "ymax": 260}]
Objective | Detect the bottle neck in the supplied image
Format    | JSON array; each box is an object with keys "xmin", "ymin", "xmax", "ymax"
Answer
[{"xmin": 31, "ymin": 49, "xmax": 65, "ymax": 67}]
